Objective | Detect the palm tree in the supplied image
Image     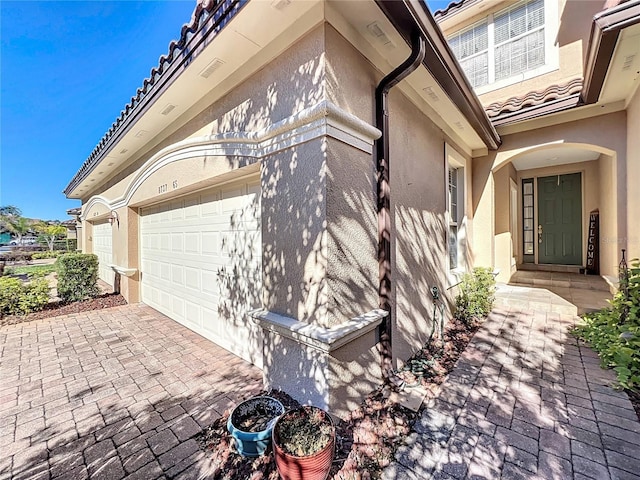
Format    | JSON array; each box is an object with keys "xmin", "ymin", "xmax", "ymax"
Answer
[{"xmin": 5, "ymin": 216, "xmax": 32, "ymax": 246}]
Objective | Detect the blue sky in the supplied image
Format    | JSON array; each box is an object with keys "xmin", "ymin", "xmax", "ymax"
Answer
[{"xmin": 1, "ymin": 0, "xmax": 450, "ymax": 221}]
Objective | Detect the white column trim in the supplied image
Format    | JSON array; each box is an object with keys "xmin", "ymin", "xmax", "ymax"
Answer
[{"xmin": 250, "ymin": 308, "xmax": 388, "ymax": 353}]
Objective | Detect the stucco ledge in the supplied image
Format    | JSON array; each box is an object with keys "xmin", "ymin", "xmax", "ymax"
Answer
[
  {"xmin": 107, "ymin": 265, "xmax": 137, "ymax": 277},
  {"xmin": 249, "ymin": 309, "xmax": 388, "ymax": 354}
]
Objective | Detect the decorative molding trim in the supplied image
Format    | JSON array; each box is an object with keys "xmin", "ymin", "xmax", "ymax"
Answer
[
  {"xmin": 108, "ymin": 265, "xmax": 137, "ymax": 277},
  {"xmin": 250, "ymin": 308, "xmax": 388, "ymax": 353},
  {"xmin": 80, "ymin": 100, "xmax": 380, "ymax": 218}
]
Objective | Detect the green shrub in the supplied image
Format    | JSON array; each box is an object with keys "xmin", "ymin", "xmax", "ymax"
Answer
[
  {"xmin": 455, "ymin": 267, "xmax": 496, "ymax": 325},
  {"xmin": 57, "ymin": 253, "xmax": 99, "ymax": 302},
  {"xmin": 0, "ymin": 277, "xmax": 23, "ymax": 315},
  {"xmin": 32, "ymin": 251, "xmax": 61, "ymax": 260},
  {"xmin": 574, "ymin": 259, "xmax": 640, "ymax": 389},
  {"xmin": 20, "ymin": 278, "xmax": 50, "ymax": 313},
  {"xmin": 0, "ymin": 277, "xmax": 50, "ymax": 316}
]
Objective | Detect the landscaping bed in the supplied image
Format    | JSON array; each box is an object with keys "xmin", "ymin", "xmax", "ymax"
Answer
[
  {"xmin": 0, "ymin": 293, "xmax": 126, "ymax": 327},
  {"xmin": 196, "ymin": 314, "xmax": 485, "ymax": 479}
]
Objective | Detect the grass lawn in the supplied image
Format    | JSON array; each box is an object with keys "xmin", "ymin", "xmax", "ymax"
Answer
[{"xmin": 5, "ymin": 264, "xmax": 57, "ymax": 276}]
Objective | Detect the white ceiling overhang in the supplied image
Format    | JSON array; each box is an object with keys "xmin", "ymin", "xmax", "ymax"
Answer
[{"xmin": 66, "ymin": 0, "xmax": 494, "ymax": 199}]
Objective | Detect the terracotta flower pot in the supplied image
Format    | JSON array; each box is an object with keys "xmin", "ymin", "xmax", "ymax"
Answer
[{"xmin": 272, "ymin": 406, "xmax": 335, "ymax": 480}]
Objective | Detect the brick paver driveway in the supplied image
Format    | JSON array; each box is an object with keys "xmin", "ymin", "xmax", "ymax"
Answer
[
  {"xmin": 384, "ymin": 306, "xmax": 640, "ymax": 480},
  {"xmin": 0, "ymin": 304, "xmax": 262, "ymax": 480}
]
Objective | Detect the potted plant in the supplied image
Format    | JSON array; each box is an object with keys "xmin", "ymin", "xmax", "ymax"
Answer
[
  {"xmin": 272, "ymin": 405, "xmax": 335, "ymax": 480},
  {"xmin": 227, "ymin": 396, "xmax": 284, "ymax": 457}
]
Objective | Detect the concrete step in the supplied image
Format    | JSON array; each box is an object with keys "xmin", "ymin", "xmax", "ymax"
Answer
[
  {"xmin": 494, "ymin": 290, "xmax": 578, "ymax": 316},
  {"xmin": 510, "ymin": 273, "xmax": 611, "ymax": 292},
  {"xmin": 517, "ymin": 263, "xmax": 583, "ymax": 274},
  {"xmin": 495, "ymin": 282, "xmax": 612, "ymax": 317}
]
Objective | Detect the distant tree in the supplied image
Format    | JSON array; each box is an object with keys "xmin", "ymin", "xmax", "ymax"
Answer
[
  {"xmin": 0, "ymin": 205, "xmax": 22, "ymax": 231},
  {"xmin": 5, "ymin": 216, "xmax": 33, "ymax": 246},
  {"xmin": 0, "ymin": 205, "xmax": 21, "ymax": 217},
  {"xmin": 35, "ymin": 223, "xmax": 67, "ymax": 251}
]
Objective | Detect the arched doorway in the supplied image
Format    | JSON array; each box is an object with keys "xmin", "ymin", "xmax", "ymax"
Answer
[{"xmin": 492, "ymin": 142, "xmax": 618, "ymax": 278}]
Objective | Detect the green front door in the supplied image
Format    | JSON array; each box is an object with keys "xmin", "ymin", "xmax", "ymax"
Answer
[{"xmin": 538, "ymin": 173, "xmax": 582, "ymax": 265}]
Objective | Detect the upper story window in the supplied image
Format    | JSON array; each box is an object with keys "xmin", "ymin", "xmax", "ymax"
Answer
[
  {"xmin": 494, "ymin": 0, "xmax": 545, "ymax": 80},
  {"xmin": 449, "ymin": 22, "xmax": 489, "ymax": 88},
  {"xmin": 447, "ymin": 0, "xmax": 555, "ymax": 92}
]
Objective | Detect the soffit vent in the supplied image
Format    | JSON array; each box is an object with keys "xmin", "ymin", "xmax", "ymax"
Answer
[
  {"xmin": 423, "ymin": 86, "xmax": 439, "ymax": 102},
  {"xmin": 119, "ymin": 148, "xmax": 128, "ymax": 154},
  {"xmin": 622, "ymin": 54, "xmax": 636, "ymax": 71},
  {"xmin": 366, "ymin": 22, "xmax": 395, "ymax": 49},
  {"xmin": 135, "ymin": 130, "xmax": 148, "ymax": 138},
  {"xmin": 161, "ymin": 104, "xmax": 177, "ymax": 116},
  {"xmin": 199, "ymin": 58, "xmax": 225, "ymax": 78},
  {"xmin": 271, "ymin": 0, "xmax": 291, "ymax": 10}
]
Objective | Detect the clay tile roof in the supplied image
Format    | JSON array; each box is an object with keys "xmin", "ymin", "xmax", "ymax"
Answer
[
  {"xmin": 484, "ymin": 78, "xmax": 584, "ymax": 120},
  {"xmin": 65, "ymin": 0, "xmax": 241, "ymax": 196},
  {"xmin": 433, "ymin": 0, "xmax": 481, "ymax": 21}
]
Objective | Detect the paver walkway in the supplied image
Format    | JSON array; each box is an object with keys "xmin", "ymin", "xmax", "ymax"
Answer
[
  {"xmin": 0, "ymin": 304, "xmax": 262, "ymax": 480},
  {"xmin": 384, "ymin": 303, "xmax": 640, "ymax": 480}
]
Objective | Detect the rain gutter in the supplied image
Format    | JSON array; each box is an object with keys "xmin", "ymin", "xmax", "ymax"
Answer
[{"xmin": 376, "ymin": 32, "xmax": 426, "ymax": 379}]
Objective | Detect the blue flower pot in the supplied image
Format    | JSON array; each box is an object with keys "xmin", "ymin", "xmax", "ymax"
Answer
[{"xmin": 227, "ymin": 396, "xmax": 284, "ymax": 457}]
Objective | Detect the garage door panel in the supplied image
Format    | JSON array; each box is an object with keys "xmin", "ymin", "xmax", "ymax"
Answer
[
  {"xmin": 92, "ymin": 221, "xmax": 114, "ymax": 287},
  {"xmin": 171, "ymin": 234, "xmax": 183, "ymax": 253},
  {"xmin": 202, "ymin": 232, "xmax": 221, "ymax": 255},
  {"xmin": 185, "ymin": 267, "xmax": 200, "ymax": 291},
  {"xmin": 140, "ymin": 178, "xmax": 262, "ymax": 368}
]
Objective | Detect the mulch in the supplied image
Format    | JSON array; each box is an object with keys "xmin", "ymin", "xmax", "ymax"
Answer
[
  {"xmin": 195, "ymin": 316, "xmax": 484, "ymax": 480},
  {"xmin": 627, "ymin": 389, "xmax": 640, "ymax": 421},
  {"xmin": 0, "ymin": 293, "xmax": 127, "ymax": 327}
]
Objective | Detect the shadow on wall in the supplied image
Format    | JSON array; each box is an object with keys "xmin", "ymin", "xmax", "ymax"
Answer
[
  {"xmin": 216, "ymin": 186, "xmax": 263, "ymax": 366},
  {"xmin": 394, "ymin": 205, "xmax": 449, "ymax": 364}
]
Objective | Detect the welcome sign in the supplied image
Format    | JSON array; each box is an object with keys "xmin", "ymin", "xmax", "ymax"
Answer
[{"xmin": 586, "ymin": 209, "xmax": 599, "ymax": 275}]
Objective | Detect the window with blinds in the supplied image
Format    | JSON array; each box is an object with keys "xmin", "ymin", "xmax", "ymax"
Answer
[
  {"xmin": 448, "ymin": 167, "xmax": 460, "ymax": 270},
  {"xmin": 494, "ymin": 0, "xmax": 545, "ymax": 80},
  {"xmin": 447, "ymin": 0, "xmax": 547, "ymax": 88},
  {"xmin": 448, "ymin": 22, "xmax": 489, "ymax": 88}
]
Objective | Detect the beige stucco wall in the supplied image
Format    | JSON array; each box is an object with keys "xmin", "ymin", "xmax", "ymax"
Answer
[
  {"xmin": 441, "ymin": 0, "xmax": 603, "ymax": 107},
  {"xmin": 82, "ymin": 26, "xmax": 327, "ymax": 306},
  {"xmin": 78, "ymin": 20, "xmax": 480, "ymax": 417},
  {"xmin": 261, "ymin": 138, "xmax": 330, "ymax": 326},
  {"xmin": 327, "ymin": 24, "xmax": 473, "ymax": 366},
  {"xmin": 83, "ymin": 24, "xmax": 326, "ymax": 206},
  {"xmin": 493, "ymin": 162, "xmax": 517, "ymax": 278},
  {"xmin": 626, "ymin": 87, "xmax": 640, "ymax": 262},
  {"xmin": 473, "ymin": 111, "xmax": 627, "ymax": 281},
  {"xmin": 388, "ymin": 86, "xmax": 450, "ymax": 365}
]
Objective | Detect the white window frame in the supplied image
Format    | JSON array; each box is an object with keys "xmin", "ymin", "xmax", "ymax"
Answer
[
  {"xmin": 448, "ymin": 19, "xmax": 489, "ymax": 88},
  {"xmin": 447, "ymin": 0, "xmax": 559, "ymax": 95},
  {"xmin": 446, "ymin": 145, "xmax": 467, "ymax": 275}
]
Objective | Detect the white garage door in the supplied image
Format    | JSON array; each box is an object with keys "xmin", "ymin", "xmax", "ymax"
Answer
[
  {"xmin": 140, "ymin": 179, "xmax": 263, "ymax": 367},
  {"xmin": 92, "ymin": 220, "xmax": 114, "ymax": 287}
]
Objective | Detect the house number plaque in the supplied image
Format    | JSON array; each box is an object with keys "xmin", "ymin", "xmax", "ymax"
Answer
[{"xmin": 158, "ymin": 180, "xmax": 178, "ymax": 194}]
